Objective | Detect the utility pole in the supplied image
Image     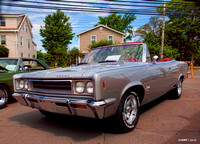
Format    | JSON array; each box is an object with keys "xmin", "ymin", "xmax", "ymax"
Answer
[{"xmin": 161, "ymin": 0, "xmax": 166, "ymax": 59}]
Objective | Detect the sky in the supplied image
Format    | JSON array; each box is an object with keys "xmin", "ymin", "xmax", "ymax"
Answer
[{"xmin": 0, "ymin": 0, "xmax": 162, "ymax": 53}]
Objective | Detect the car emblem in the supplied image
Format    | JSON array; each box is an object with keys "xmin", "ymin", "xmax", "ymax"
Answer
[{"xmin": 56, "ymin": 75, "xmax": 70, "ymax": 78}]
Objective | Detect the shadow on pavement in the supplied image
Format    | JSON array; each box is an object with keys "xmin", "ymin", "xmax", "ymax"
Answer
[{"xmin": 9, "ymin": 92, "xmax": 173, "ymax": 142}]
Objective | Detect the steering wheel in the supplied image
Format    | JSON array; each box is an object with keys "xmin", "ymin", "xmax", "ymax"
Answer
[{"xmin": 124, "ymin": 56, "xmax": 139, "ymax": 62}]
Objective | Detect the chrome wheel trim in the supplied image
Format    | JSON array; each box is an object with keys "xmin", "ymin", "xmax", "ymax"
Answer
[
  {"xmin": 123, "ymin": 95, "xmax": 138, "ymax": 126},
  {"xmin": 177, "ymin": 79, "xmax": 182, "ymax": 96},
  {"xmin": 0, "ymin": 89, "xmax": 6, "ymax": 106}
]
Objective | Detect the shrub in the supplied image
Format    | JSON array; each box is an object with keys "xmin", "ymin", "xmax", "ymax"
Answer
[
  {"xmin": 0, "ymin": 45, "xmax": 9, "ymax": 57},
  {"xmin": 89, "ymin": 39, "xmax": 120, "ymax": 51}
]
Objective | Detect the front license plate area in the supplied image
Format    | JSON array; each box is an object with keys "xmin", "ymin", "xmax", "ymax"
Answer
[{"xmin": 39, "ymin": 100, "xmax": 57, "ymax": 112}]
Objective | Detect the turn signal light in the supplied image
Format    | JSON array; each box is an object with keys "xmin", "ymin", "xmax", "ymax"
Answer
[
  {"xmin": 77, "ymin": 105, "xmax": 87, "ymax": 109},
  {"xmin": 102, "ymin": 81, "xmax": 106, "ymax": 89},
  {"xmin": 71, "ymin": 104, "xmax": 87, "ymax": 109}
]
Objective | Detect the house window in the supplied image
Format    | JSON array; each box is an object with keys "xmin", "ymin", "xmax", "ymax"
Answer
[
  {"xmin": 28, "ymin": 39, "xmax": 30, "ymax": 48},
  {"xmin": 0, "ymin": 17, "xmax": 5, "ymax": 26},
  {"xmin": 21, "ymin": 53, "xmax": 23, "ymax": 57},
  {"xmin": 22, "ymin": 23, "xmax": 24, "ymax": 30},
  {"xmin": 20, "ymin": 36, "xmax": 23, "ymax": 46},
  {"xmin": 32, "ymin": 55, "xmax": 35, "ymax": 58},
  {"xmin": 28, "ymin": 54, "xmax": 30, "ymax": 58},
  {"xmin": 0, "ymin": 35, "xmax": 6, "ymax": 45},
  {"xmin": 26, "ymin": 25, "xmax": 28, "ymax": 32},
  {"xmin": 91, "ymin": 35, "xmax": 96, "ymax": 42},
  {"xmin": 108, "ymin": 35, "xmax": 113, "ymax": 42}
]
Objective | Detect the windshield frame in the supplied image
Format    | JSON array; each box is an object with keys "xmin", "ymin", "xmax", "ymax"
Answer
[{"xmin": 0, "ymin": 58, "xmax": 19, "ymax": 71}]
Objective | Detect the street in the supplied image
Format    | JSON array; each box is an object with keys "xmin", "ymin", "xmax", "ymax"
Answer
[{"xmin": 0, "ymin": 73, "xmax": 199, "ymax": 144}]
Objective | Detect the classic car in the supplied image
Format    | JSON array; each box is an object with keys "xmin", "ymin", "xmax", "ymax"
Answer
[
  {"xmin": 12, "ymin": 43, "xmax": 188, "ymax": 132},
  {"xmin": 0, "ymin": 57, "xmax": 50, "ymax": 109}
]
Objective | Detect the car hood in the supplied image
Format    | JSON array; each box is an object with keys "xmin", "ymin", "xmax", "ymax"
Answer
[{"xmin": 13, "ymin": 62, "xmax": 147, "ymax": 79}]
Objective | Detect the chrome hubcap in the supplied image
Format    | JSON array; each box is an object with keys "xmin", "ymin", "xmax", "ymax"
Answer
[
  {"xmin": 0, "ymin": 89, "xmax": 6, "ymax": 105},
  {"xmin": 123, "ymin": 95, "xmax": 138, "ymax": 125},
  {"xmin": 177, "ymin": 80, "xmax": 182, "ymax": 96}
]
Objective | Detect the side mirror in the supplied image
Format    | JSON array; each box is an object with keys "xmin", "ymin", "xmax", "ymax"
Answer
[
  {"xmin": 24, "ymin": 65, "xmax": 31, "ymax": 71},
  {"xmin": 24, "ymin": 66, "xmax": 29, "ymax": 71},
  {"xmin": 152, "ymin": 55, "xmax": 159, "ymax": 64}
]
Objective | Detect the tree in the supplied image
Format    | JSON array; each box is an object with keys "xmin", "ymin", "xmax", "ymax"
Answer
[
  {"xmin": 44, "ymin": 53, "xmax": 54, "ymax": 66},
  {"xmin": 143, "ymin": 32, "xmax": 161, "ymax": 57},
  {"xmin": 135, "ymin": 16, "xmax": 162, "ymax": 38},
  {"xmin": 68, "ymin": 47, "xmax": 83, "ymax": 65},
  {"xmin": 0, "ymin": 45, "xmax": 9, "ymax": 57},
  {"xmin": 40, "ymin": 10, "xmax": 74, "ymax": 66},
  {"xmin": 37, "ymin": 50, "xmax": 45, "ymax": 61},
  {"xmin": 135, "ymin": 17, "xmax": 162, "ymax": 58},
  {"xmin": 95, "ymin": 13, "xmax": 136, "ymax": 41},
  {"xmin": 149, "ymin": 16, "xmax": 162, "ymax": 35},
  {"xmin": 89, "ymin": 39, "xmax": 120, "ymax": 51},
  {"xmin": 158, "ymin": 0, "xmax": 200, "ymax": 62}
]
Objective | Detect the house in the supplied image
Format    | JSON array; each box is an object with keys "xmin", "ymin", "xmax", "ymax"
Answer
[
  {"xmin": 77, "ymin": 24, "xmax": 126, "ymax": 54},
  {"xmin": 0, "ymin": 14, "xmax": 36, "ymax": 58}
]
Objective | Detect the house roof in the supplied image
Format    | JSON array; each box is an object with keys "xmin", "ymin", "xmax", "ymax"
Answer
[
  {"xmin": 77, "ymin": 24, "xmax": 126, "ymax": 36},
  {"xmin": 0, "ymin": 14, "xmax": 33, "ymax": 38},
  {"xmin": 32, "ymin": 41, "xmax": 37, "ymax": 46}
]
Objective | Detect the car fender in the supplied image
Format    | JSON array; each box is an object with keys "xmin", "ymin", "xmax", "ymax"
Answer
[{"xmin": 120, "ymin": 81, "xmax": 145, "ymax": 100}]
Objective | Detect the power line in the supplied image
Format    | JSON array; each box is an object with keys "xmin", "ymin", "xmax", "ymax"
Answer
[
  {"xmin": 13, "ymin": 0, "xmax": 199, "ymax": 10},
  {"xmin": 1, "ymin": 1, "xmax": 199, "ymax": 16},
  {"xmin": 1, "ymin": 2, "xmax": 160, "ymax": 15},
  {"xmin": 45, "ymin": 0, "xmax": 196, "ymax": 6}
]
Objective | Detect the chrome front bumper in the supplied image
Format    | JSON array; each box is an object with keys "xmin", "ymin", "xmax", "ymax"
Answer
[{"xmin": 13, "ymin": 93, "xmax": 116, "ymax": 119}]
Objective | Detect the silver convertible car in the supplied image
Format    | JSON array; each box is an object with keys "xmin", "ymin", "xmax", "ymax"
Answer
[{"xmin": 13, "ymin": 43, "xmax": 188, "ymax": 132}]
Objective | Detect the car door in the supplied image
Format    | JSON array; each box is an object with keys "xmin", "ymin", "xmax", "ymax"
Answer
[
  {"xmin": 144, "ymin": 62, "xmax": 172, "ymax": 102},
  {"xmin": 21, "ymin": 58, "xmax": 49, "ymax": 72}
]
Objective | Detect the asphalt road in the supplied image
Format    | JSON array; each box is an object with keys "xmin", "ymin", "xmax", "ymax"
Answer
[{"xmin": 0, "ymin": 73, "xmax": 200, "ymax": 144}]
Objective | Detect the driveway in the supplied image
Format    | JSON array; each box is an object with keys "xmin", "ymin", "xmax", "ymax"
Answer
[{"xmin": 0, "ymin": 72, "xmax": 199, "ymax": 144}]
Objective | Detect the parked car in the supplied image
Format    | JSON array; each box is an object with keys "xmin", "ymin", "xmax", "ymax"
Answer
[
  {"xmin": 0, "ymin": 57, "xmax": 50, "ymax": 109},
  {"xmin": 12, "ymin": 43, "xmax": 187, "ymax": 132}
]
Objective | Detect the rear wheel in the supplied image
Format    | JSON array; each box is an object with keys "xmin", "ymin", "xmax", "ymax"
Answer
[
  {"xmin": 115, "ymin": 91, "xmax": 140, "ymax": 133},
  {"xmin": 0, "ymin": 85, "xmax": 9, "ymax": 109}
]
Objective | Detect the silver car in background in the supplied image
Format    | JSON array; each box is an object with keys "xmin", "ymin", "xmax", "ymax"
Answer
[{"xmin": 13, "ymin": 43, "xmax": 188, "ymax": 132}]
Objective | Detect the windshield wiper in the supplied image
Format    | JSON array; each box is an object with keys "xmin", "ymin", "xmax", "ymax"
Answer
[{"xmin": 98, "ymin": 60, "xmax": 117, "ymax": 63}]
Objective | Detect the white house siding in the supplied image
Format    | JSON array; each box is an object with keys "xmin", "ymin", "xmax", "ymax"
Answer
[
  {"xmin": 0, "ymin": 14, "xmax": 36, "ymax": 58},
  {"xmin": 4, "ymin": 17, "xmax": 18, "ymax": 28},
  {"xmin": 0, "ymin": 32, "xmax": 16, "ymax": 57}
]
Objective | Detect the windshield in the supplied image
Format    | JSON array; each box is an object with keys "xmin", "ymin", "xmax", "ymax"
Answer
[
  {"xmin": 0, "ymin": 59, "xmax": 18, "ymax": 71},
  {"xmin": 82, "ymin": 44, "xmax": 143, "ymax": 64}
]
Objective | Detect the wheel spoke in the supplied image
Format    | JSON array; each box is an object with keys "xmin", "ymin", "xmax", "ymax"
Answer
[
  {"xmin": 123, "ymin": 94, "xmax": 138, "ymax": 125},
  {"xmin": 126, "ymin": 98, "xmax": 131, "ymax": 106}
]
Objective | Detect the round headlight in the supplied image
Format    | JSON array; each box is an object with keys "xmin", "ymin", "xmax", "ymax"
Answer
[
  {"xmin": 75, "ymin": 82, "xmax": 85, "ymax": 93},
  {"xmin": 24, "ymin": 80, "xmax": 29, "ymax": 90},
  {"xmin": 86, "ymin": 82, "xmax": 93, "ymax": 94},
  {"xmin": 19, "ymin": 80, "xmax": 24, "ymax": 89}
]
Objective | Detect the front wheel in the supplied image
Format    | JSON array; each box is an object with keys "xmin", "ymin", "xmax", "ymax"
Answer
[
  {"xmin": 0, "ymin": 85, "xmax": 9, "ymax": 109},
  {"xmin": 115, "ymin": 91, "xmax": 140, "ymax": 133}
]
